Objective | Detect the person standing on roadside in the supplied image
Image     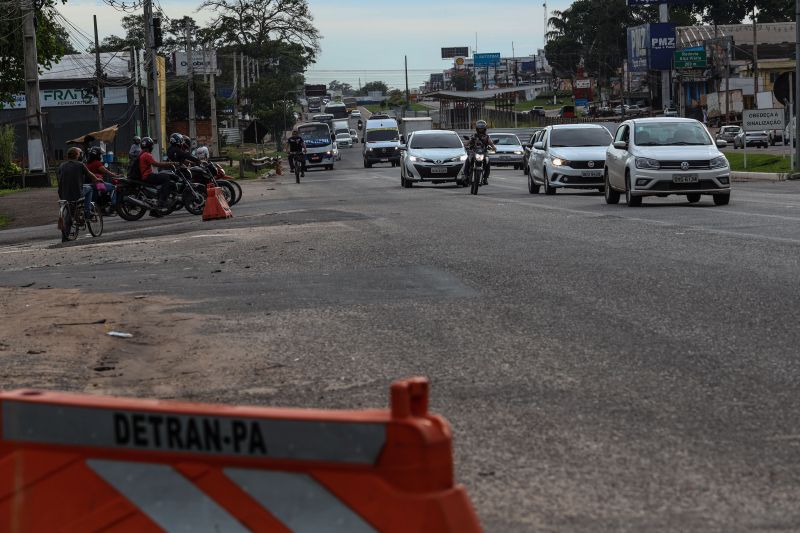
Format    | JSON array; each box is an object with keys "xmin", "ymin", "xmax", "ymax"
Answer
[{"xmin": 57, "ymin": 147, "xmax": 96, "ymax": 242}]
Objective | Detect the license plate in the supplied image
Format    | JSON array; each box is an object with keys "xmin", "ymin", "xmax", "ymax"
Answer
[
  {"xmin": 581, "ymin": 170, "xmax": 602, "ymax": 178},
  {"xmin": 430, "ymin": 166, "xmax": 448, "ymax": 174},
  {"xmin": 672, "ymin": 174, "xmax": 698, "ymax": 183},
  {"xmin": 310, "ymin": 156, "xmax": 321, "ymax": 161},
  {"xmin": 380, "ymin": 158, "xmax": 389, "ymax": 162}
]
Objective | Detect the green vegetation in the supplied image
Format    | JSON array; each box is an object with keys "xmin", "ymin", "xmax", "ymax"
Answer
[
  {"xmin": 364, "ymin": 102, "xmax": 429, "ymax": 113},
  {"xmin": 0, "ymin": 187, "xmax": 26, "ymax": 197},
  {"xmin": 0, "ymin": 213, "xmax": 9, "ymax": 229},
  {"xmin": 724, "ymin": 152, "xmax": 792, "ymax": 173}
]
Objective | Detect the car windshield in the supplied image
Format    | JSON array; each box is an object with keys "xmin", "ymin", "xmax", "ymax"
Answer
[
  {"xmin": 366, "ymin": 129, "xmax": 399, "ymax": 142},
  {"xmin": 490, "ymin": 135, "xmax": 521, "ymax": 146},
  {"xmin": 634, "ymin": 122, "xmax": 711, "ymax": 146},
  {"xmin": 298, "ymin": 125, "xmax": 331, "ymax": 147},
  {"xmin": 550, "ymin": 128, "xmax": 612, "ymax": 147},
  {"xmin": 409, "ymin": 133, "xmax": 463, "ymax": 149}
]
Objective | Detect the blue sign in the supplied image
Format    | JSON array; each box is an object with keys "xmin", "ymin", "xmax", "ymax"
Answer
[
  {"xmin": 649, "ymin": 23, "xmax": 676, "ymax": 70},
  {"xmin": 627, "ymin": 25, "xmax": 649, "ymax": 72},
  {"xmin": 474, "ymin": 53, "xmax": 501, "ymax": 67},
  {"xmin": 575, "ymin": 99, "xmax": 589, "ymax": 107}
]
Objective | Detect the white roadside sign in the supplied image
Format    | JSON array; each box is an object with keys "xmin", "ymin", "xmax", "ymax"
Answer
[{"xmin": 742, "ymin": 108, "xmax": 785, "ymax": 131}]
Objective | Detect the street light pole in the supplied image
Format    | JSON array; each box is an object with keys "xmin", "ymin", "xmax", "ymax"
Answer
[{"xmin": 795, "ymin": 0, "xmax": 800, "ymax": 169}]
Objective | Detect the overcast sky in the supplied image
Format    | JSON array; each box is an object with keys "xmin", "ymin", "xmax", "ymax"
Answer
[{"xmin": 57, "ymin": 0, "xmax": 573, "ymax": 88}]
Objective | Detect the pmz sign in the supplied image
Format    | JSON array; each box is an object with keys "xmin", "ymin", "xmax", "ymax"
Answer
[
  {"xmin": 627, "ymin": 25, "xmax": 649, "ymax": 72},
  {"xmin": 627, "ymin": 23, "xmax": 676, "ymax": 71},
  {"xmin": 743, "ymin": 109, "xmax": 785, "ymax": 131}
]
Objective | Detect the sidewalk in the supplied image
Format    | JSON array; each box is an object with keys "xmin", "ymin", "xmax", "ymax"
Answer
[{"xmin": 0, "ymin": 188, "xmax": 56, "ymax": 230}]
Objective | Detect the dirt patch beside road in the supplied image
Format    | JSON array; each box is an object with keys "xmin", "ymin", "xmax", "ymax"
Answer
[
  {"xmin": 0, "ymin": 287, "xmax": 243, "ymax": 399},
  {"xmin": 0, "ymin": 188, "xmax": 58, "ymax": 230}
]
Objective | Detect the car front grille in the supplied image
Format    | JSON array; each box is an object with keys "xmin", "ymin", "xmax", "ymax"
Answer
[
  {"xmin": 372, "ymin": 147, "xmax": 396, "ymax": 156},
  {"xmin": 414, "ymin": 164, "xmax": 462, "ymax": 178},
  {"xmin": 567, "ymin": 160, "xmax": 605, "ymax": 169},
  {"xmin": 649, "ymin": 179, "xmax": 722, "ymax": 191},
  {"xmin": 657, "ymin": 160, "xmax": 711, "ymax": 170}
]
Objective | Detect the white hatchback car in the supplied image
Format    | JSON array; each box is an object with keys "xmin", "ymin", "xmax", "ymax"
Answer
[
  {"xmin": 604, "ymin": 118, "xmax": 731, "ymax": 206},
  {"xmin": 528, "ymin": 124, "xmax": 613, "ymax": 195}
]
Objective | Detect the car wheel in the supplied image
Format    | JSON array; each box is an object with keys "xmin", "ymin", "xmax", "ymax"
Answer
[
  {"xmin": 687, "ymin": 193, "xmax": 701, "ymax": 203},
  {"xmin": 527, "ymin": 173, "xmax": 540, "ymax": 194},
  {"xmin": 625, "ymin": 172, "xmax": 641, "ymax": 207},
  {"xmin": 713, "ymin": 193, "xmax": 730, "ymax": 206},
  {"xmin": 604, "ymin": 170, "xmax": 620, "ymax": 205},
  {"xmin": 544, "ymin": 171, "xmax": 556, "ymax": 195}
]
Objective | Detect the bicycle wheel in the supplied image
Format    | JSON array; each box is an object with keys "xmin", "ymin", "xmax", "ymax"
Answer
[
  {"xmin": 59, "ymin": 203, "xmax": 75, "ymax": 241},
  {"xmin": 227, "ymin": 179, "xmax": 243, "ymax": 205},
  {"xmin": 87, "ymin": 203, "xmax": 104, "ymax": 237}
]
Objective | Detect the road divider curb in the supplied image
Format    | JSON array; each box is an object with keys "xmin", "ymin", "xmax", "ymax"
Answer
[
  {"xmin": 0, "ymin": 377, "xmax": 481, "ymax": 532},
  {"xmin": 731, "ymin": 171, "xmax": 788, "ymax": 182}
]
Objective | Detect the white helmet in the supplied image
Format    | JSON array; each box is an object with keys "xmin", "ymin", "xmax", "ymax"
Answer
[{"xmin": 195, "ymin": 146, "xmax": 210, "ymax": 161}]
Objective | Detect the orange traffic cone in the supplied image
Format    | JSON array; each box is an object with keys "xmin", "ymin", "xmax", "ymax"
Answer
[
  {"xmin": 276, "ymin": 157, "xmax": 283, "ymax": 176},
  {"xmin": 202, "ymin": 182, "xmax": 233, "ymax": 221}
]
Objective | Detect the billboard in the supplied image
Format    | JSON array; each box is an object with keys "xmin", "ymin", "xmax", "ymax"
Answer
[
  {"xmin": 474, "ymin": 53, "xmax": 501, "ymax": 67},
  {"xmin": 627, "ymin": 25, "xmax": 649, "ymax": 72},
  {"xmin": 442, "ymin": 47, "xmax": 469, "ymax": 59},
  {"xmin": 649, "ymin": 23, "xmax": 676, "ymax": 70},
  {"xmin": 6, "ymin": 87, "xmax": 128, "ymax": 109},
  {"xmin": 174, "ymin": 50, "xmax": 218, "ymax": 76},
  {"xmin": 304, "ymin": 84, "xmax": 327, "ymax": 97}
]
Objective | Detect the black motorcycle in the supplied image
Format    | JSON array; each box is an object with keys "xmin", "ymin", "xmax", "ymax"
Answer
[
  {"xmin": 115, "ymin": 167, "xmax": 205, "ymax": 220},
  {"xmin": 469, "ymin": 142, "xmax": 490, "ymax": 196}
]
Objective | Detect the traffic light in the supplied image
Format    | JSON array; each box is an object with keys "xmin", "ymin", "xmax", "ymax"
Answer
[{"xmin": 152, "ymin": 17, "xmax": 163, "ymax": 48}]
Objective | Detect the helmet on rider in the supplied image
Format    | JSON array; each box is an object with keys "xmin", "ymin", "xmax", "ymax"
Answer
[
  {"xmin": 66, "ymin": 147, "xmax": 83, "ymax": 161},
  {"xmin": 132, "ymin": 136, "xmax": 141, "ymax": 145},
  {"xmin": 195, "ymin": 146, "xmax": 210, "ymax": 161},
  {"xmin": 169, "ymin": 133, "xmax": 184, "ymax": 146},
  {"xmin": 475, "ymin": 120, "xmax": 488, "ymax": 134},
  {"xmin": 87, "ymin": 146, "xmax": 103, "ymax": 161},
  {"xmin": 140, "ymin": 137, "xmax": 155, "ymax": 151}
]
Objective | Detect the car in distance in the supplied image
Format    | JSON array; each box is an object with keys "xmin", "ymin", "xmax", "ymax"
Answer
[
  {"xmin": 715, "ymin": 125, "xmax": 742, "ymax": 144},
  {"xmin": 604, "ymin": 117, "xmax": 731, "ymax": 207},
  {"xmin": 558, "ymin": 105, "xmax": 576, "ymax": 118},
  {"xmin": 350, "ymin": 110, "xmax": 362, "ymax": 119},
  {"xmin": 400, "ymin": 130, "xmax": 467, "ymax": 188},
  {"xmin": 528, "ymin": 124, "xmax": 613, "ymax": 195},
  {"xmin": 335, "ymin": 132, "xmax": 353, "ymax": 148},
  {"xmin": 733, "ymin": 130, "xmax": 768, "ymax": 149},
  {"xmin": 488, "ymin": 133, "xmax": 525, "ymax": 170},
  {"xmin": 663, "ymin": 106, "xmax": 678, "ymax": 117},
  {"xmin": 529, "ymin": 106, "xmax": 545, "ymax": 118}
]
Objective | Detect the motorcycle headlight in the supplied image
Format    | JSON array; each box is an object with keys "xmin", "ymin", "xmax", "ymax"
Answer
[
  {"xmin": 635, "ymin": 157, "xmax": 660, "ymax": 170},
  {"xmin": 459, "ymin": 154, "xmax": 468, "ymax": 161},
  {"xmin": 409, "ymin": 155, "xmax": 418, "ymax": 162},
  {"xmin": 709, "ymin": 156, "xmax": 728, "ymax": 169},
  {"xmin": 551, "ymin": 157, "xmax": 564, "ymax": 166},
  {"xmin": 475, "ymin": 154, "xmax": 485, "ymax": 162}
]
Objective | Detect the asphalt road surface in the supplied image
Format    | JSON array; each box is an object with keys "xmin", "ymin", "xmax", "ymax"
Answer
[{"xmin": 3, "ymin": 141, "xmax": 800, "ymax": 531}]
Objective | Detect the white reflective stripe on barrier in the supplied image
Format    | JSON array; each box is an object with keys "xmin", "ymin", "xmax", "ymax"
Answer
[
  {"xmin": 3, "ymin": 401, "xmax": 385, "ymax": 463},
  {"xmin": 87, "ymin": 460, "xmax": 249, "ymax": 533},
  {"xmin": 225, "ymin": 468, "xmax": 378, "ymax": 533}
]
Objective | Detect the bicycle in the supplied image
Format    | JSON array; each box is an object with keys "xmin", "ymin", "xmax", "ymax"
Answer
[
  {"xmin": 59, "ymin": 199, "xmax": 103, "ymax": 242},
  {"xmin": 290, "ymin": 151, "xmax": 305, "ymax": 183}
]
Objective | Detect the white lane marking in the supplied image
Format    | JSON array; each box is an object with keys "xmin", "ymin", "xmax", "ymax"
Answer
[
  {"xmin": 88, "ymin": 460, "xmax": 249, "ymax": 532},
  {"xmin": 225, "ymin": 468, "xmax": 377, "ymax": 533}
]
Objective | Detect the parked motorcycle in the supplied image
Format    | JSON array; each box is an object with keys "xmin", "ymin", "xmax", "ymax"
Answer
[{"xmin": 114, "ymin": 167, "xmax": 205, "ymax": 220}]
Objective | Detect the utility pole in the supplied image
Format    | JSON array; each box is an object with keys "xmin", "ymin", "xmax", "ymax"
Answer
[
  {"xmin": 144, "ymin": 0, "xmax": 162, "ymax": 157},
  {"xmin": 208, "ymin": 46, "xmax": 219, "ymax": 157},
  {"xmin": 22, "ymin": 0, "xmax": 46, "ymax": 172},
  {"xmin": 184, "ymin": 25, "xmax": 197, "ymax": 144},
  {"xmin": 232, "ymin": 52, "xmax": 239, "ymax": 128},
  {"xmin": 131, "ymin": 46, "xmax": 141, "ymax": 136},
  {"xmin": 93, "ymin": 15, "xmax": 104, "ymax": 131},
  {"xmin": 752, "ymin": 5, "xmax": 758, "ymax": 106},
  {"xmin": 659, "ymin": 3, "xmax": 671, "ymax": 109},
  {"xmin": 404, "ymin": 55, "xmax": 410, "ymax": 113},
  {"xmin": 795, "ymin": 0, "xmax": 800, "ymax": 169}
]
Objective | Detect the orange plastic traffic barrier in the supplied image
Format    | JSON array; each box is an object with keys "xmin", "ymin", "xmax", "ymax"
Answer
[
  {"xmin": 202, "ymin": 182, "xmax": 233, "ymax": 221},
  {"xmin": 0, "ymin": 377, "xmax": 481, "ymax": 532}
]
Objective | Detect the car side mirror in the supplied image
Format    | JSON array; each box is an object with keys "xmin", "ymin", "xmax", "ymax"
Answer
[
  {"xmin": 613, "ymin": 140, "xmax": 628, "ymax": 150},
  {"xmin": 716, "ymin": 139, "xmax": 727, "ymax": 148},
  {"xmin": 533, "ymin": 142, "xmax": 544, "ymax": 150}
]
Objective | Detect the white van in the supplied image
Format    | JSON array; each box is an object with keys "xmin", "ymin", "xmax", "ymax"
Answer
[
  {"xmin": 297, "ymin": 122, "xmax": 335, "ymax": 171},
  {"xmin": 363, "ymin": 117, "xmax": 401, "ymax": 168}
]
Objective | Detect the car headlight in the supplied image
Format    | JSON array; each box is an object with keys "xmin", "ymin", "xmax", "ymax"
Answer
[
  {"xmin": 551, "ymin": 157, "xmax": 565, "ymax": 166},
  {"xmin": 635, "ymin": 157, "xmax": 660, "ymax": 170},
  {"xmin": 326, "ymin": 151, "xmax": 332, "ymax": 155},
  {"xmin": 459, "ymin": 154, "xmax": 468, "ymax": 161},
  {"xmin": 409, "ymin": 155, "xmax": 418, "ymax": 162},
  {"xmin": 475, "ymin": 154, "xmax": 485, "ymax": 162},
  {"xmin": 367, "ymin": 147, "xmax": 373, "ymax": 151},
  {"xmin": 709, "ymin": 156, "xmax": 728, "ymax": 169},
  {"xmin": 514, "ymin": 151, "xmax": 523, "ymax": 155},
  {"xmin": 394, "ymin": 146, "xmax": 399, "ymax": 150}
]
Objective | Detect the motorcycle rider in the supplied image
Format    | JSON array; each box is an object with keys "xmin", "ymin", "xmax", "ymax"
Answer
[
  {"xmin": 286, "ymin": 129, "xmax": 307, "ymax": 176},
  {"xmin": 464, "ymin": 120, "xmax": 496, "ymax": 185},
  {"xmin": 138, "ymin": 137, "xmax": 177, "ymax": 209},
  {"xmin": 129, "ymin": 136, "xmax": 142, "ymax": 159},
  {"xmin": 167, "ymin": 133, "xmax": 201, "ymax": 167},
  {"xmin": 85, "ymin": 146, "xmax": 119, "ymax": 210}
]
